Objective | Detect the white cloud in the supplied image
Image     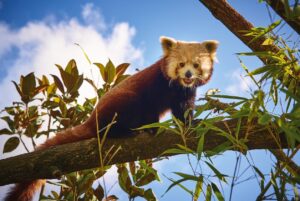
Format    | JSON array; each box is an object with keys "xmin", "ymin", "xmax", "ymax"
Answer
[
  {"xmin": 81, "ymin": 3, "xmax": 106, "ymax": 31},
  {"xmin": 0, "ymin": 3, "xmax": 143, "ymax": 110},
  {"xmin": 225, "ymin": 69, "xmax": 256, "ymax": 95}
]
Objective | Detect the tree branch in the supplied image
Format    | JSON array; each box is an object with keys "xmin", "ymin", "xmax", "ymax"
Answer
[
  {"xmin": 267, "ymin": 0, "xmax": 300, "ymax": 35},
  {"xmin": 199, "ymin": 0, "xmax": 283, "ymax": 63},
  {"xmin": 0, "ymin": 118, "xmax": 289, "ymax": 186}
]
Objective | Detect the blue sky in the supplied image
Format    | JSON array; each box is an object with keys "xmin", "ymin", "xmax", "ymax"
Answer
[{"xmin": 0, "ymin": 0, "xmax": 298, "ymax": 201}]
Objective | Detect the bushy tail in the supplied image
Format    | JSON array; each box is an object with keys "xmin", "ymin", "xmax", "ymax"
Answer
[
  {"xmin": 5, "ymin": 123, "xmax": 95, "ymax": 201},
  {"xmin": 5, "ymin": 180, "xmax": 46, "ymax": 201}
]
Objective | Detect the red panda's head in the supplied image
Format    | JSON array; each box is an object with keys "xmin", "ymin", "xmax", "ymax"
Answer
[{"xmin": 160, "ymin": 36, "xmax": 219, "ymax": 88}]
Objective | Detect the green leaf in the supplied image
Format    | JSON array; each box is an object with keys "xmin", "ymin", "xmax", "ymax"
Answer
[
  {"xmin": 59, "ymin": 99, "xmax": 67, "ymax": 117},
  {"xmin": 75, "ymin": 43, "xmax": 91, "ymax": 65},
  {"xmin": 51, "ymin": 74, "xmax": 65, "ymax": 93},
  {"xmin": 21, "ymin": 72, "xmax": 36, "ymax": 96},
  {"xmin": 94, "ymin": 63, "xmax": 106, "ymax": 81},
  {"xmin": 144, "ymin": 189, "xmax": 157, "ymax": 201},
  {"xmin": 12, "ymin": 81, "xmax": 23, "ymax": 97},
  {"xmin": 0, "ymin": 128, "xmax": 12, "ymax": 135},
  {"xmin": 205, "ymin": 185, "xmax": 212, "ymax": 201},
  {"xmin": 197, "ymin": 133, "xmax": 205, "ymax": 160},
  {"xmin": 161, "ymin": 148, "xmax": 192, "ymax": 156},
  {"xmin": 116, "ymin": 63, "xmax": 130, "ymax": 76},
  {"xmin": 163, "ymin": 177, "xmax": 193, "ymax": 196},
  {"xmin": 77, "ymin": 173, "xmax": 96, "ymax": 195},
  {"xmin": 194, "ymin": 176, "xmax": 203, "ymax": 201},
  {"xmin": 208, "ymin": 94, "xmax": 248, "ymax": 100},
  {"xmin": 253, "ymin": 166, "xmax": 265, "ymax": 180},
  {"xmin": 262, "ymin": 38, "xmax": 274, "ymax": 45},
  {"xmin": 1, "ymin": 116, "xmax": 15, "ymax": 131},
  {"xmin": 106, "ymin": 59, "xmax": 116, "ymax": 84},
  {"xmin": 57, "ymin": 65, "xmax": 74, "ymax": 93},
  {"xmin": 3, "ymin": 137, "xmax": 20, "ymax": 153},
  {"xmin": 258, "ymin": 113, "xmax": 273, "ymax": 125},
  {"xmin": 206, "ymin": 141, "xmax": 233, "ymax": 157},
  {"xmin": 65, "ymin": 59, "xmax": 77, "ymax": 75},
  {"xmin": 205, "ymin": 161, "xmax": 227, "ymax": 183},
  {"xmin": 69, "ymin": 75, "xmax": 84, "ymax": 94},
  {"xmin": 135, "ymin": 172, "xmax": 156, "ymax": 187},
  {"xmin": 176, "ymin": 144, "xmax": 194, "ymax": 154},
  {"xmin": 211, "ymin": 183, "xmax": 224, "ymax": 201},
  {"xmin": 113, "ymin": 74, "xmax": 130, "ymax": 86},
  {"xmin": 117, "ymin": 165, "xmax": 132, "ymax": 194}
]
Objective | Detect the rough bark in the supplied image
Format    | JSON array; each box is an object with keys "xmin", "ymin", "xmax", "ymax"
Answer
[
  {"xmin": 267, "ymin": 0, "xmax": 300, "ymax": 34},
  {"xmin": 0, "ymin": 118, "xmax": 288, "ymax": 186},
  {"xmin": 199, "ymin": 0, "xmax": 283, "ymax": 63}
]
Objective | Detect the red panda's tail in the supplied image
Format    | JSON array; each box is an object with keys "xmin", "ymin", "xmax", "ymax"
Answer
[
  {"xmin": 5, "ymin": 122, "xmax": 95, "ymax": 201},
  {"xmin": 5, "ymin": 180, "xmax": 46, "ymax": 201}
]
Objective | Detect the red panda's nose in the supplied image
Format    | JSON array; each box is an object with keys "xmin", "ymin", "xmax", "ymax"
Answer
[{"xmin": 185, "ymin": 71, "xmax": 192, "ymax": 78}]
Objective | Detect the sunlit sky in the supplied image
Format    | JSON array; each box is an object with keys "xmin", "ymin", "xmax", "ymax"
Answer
[{"xmin": 0, "ymin": 0, "xmax": 298, "ymax": 200}]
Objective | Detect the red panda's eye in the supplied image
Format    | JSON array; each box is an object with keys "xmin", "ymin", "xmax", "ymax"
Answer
[
  {"xmin": 193, "ymin": 63, "xmax": 199, "ymax": 68},
  {"xmin": 179, "ymin": 62, "xmax": 185, "ymax": 67}
]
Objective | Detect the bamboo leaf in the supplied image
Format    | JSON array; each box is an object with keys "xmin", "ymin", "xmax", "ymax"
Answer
[
  {"xmin": 205, "ymin": 161, "xmax": 227, "ymax": 183},
  {"xmin": 75, "ymin": 43, "xmax": 91, "ymax": 65},
  {"xmin": 205, "ymin": 185, "xmax": 212, "ymax": 201},
  {"xmin": 211, "ymin": 183, "xmax": 224, "ymax": 201},
  {"xmin": 197, "ymin": 133, "xmax": 205, "ymax": 160}
]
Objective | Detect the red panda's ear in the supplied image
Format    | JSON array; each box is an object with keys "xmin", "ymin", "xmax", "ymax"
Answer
[
  {"xmin": 202, "ymin": 40, "xmax": 219, "ymax": 54},
  {"xmin": 202, "ymin": 40, "xmax": 219, "ymax": 61},
  {"xmin": 160, "ymin": 36, "xmax": 177, "ymax": 56}
]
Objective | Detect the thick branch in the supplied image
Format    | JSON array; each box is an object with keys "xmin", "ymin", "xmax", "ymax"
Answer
[
  {"xmin": 267, "ymin": 0, "xmax": 300, "ymax": 35},
  {"xmin": 0, "ymin": 118, "xmax": 288, "ymax": 186},
  {"xmin": 199, "ymin": 0, "xmax": 283, "ymax": 63}
]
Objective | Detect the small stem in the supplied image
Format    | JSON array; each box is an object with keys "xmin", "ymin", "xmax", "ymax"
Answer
[
  {"xmin": 229, "ymin": 154, "xmax": 241, "ymax": 201},
  {"xmin": 18, "ymin": 133, "xmax": 30, "ymax": 153}
]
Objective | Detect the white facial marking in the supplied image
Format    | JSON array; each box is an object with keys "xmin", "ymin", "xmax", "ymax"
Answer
[{"xmin": 200, "ymin": 57, "xmax": 212, "ymax": 79}]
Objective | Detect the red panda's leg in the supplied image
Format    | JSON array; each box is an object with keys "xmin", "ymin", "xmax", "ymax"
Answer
[{"xmin": 171, "ymin": 99, "xmax": 195, "ymax": 123}]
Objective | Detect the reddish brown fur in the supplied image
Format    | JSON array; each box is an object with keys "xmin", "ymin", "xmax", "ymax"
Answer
[{"xmin": 5, "ymin": 38, "xmax": 217, "ymax": 201}]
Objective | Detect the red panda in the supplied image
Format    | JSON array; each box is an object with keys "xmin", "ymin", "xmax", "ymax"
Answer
[{"xmin": 4, "ymin": 36, "xmax": 218, "ymax": 201}]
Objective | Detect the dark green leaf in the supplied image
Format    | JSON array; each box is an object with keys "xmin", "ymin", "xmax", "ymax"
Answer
[
  {"xmin": 144, "ymin": 189, "xmax": 157, "ymax": 201},
  {"xmin": 211, "ymin": 183, "xmax": 224, "ymax": 201},
  {"xmin": 3, "ymin": 137, "xmax": 20, "ymax": 153},
  {"xmin": 197, "ymin": 133, "xmax": 205, "ymax": 160},
  {"xmin": 117, "ymin": 165, "xmax": 132, "ymax": 194},
  {"xmin": 51, "ymin": 74, "xmax": 65, "ymax": 93},
  {"xmin": 12, "ymin": 81, "xmax": 23, "ymax": 97},
  {"xmin": 1, "ymin": 116, "xmax": 15, "ymax": 131},
  {"xmin": 57, "ymin": 66, "xmax": 74, "ymax": 93},
  {"xmin": 205, "ymin": 161, "xmax": 227, "ymax": 183},
  {"xmin": 0, "ymin": 128, "xmax": 12, "ymax": 135},
  {"xmin": 21, "ymin": 72, "xmax": 36, "ymax": 96}
]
